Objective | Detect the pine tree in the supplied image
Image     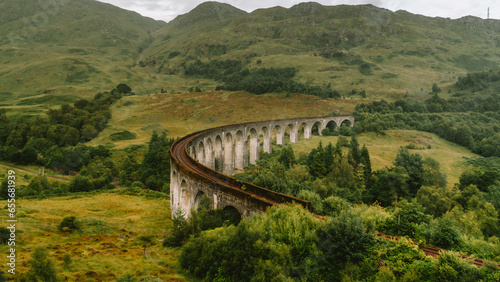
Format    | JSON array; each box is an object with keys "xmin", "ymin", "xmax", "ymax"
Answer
[
  {"xmin": 348, "ymin": 135, "xmax": 361, "ymax": 167},
  {"xmin": 324, "ymin": 142, "xmax": 335, "ymax": 171},
  {"xmin": 359, "ymin": 145, "xmax": 372, "ymax": 184},
  {"xmin": 26, "ymin": 247, "xmax": 58, "ymax": 282},
  {"xmin": 310, "ymin": 142, "xmax": 327, "ymax": 178}
]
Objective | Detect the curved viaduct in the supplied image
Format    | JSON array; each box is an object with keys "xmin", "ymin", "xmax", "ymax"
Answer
[{"xmin": 169, "ymin": 115, "xmax": 355, "ymax": 218}]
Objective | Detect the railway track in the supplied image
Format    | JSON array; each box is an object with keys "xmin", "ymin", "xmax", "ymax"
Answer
[
  {"xmin": 172, "ymin": 128, "xmax": 500, "ymax": 269},
  {"xmin": 376, "ymin": 232, "xmax": 500, "ymax": 268}
]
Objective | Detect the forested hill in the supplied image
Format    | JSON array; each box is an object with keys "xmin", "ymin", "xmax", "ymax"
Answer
[{"xmin": 2, "ymin": 0, "xmax": 500, "ymax": 104}]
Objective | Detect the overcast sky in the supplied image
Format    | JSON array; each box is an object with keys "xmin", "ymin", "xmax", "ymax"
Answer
[{"xmin": 98, "ymin": 0, "xmax": 498, "ymax": 22}]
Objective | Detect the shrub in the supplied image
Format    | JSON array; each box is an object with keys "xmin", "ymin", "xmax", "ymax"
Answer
[
  {"xmin": 68, "ymin": 175, "xmax": 94, "ymax": 192},
  {"xmin": 163, "ymin": 209, "xmax": 190, "ymax": 247},
  {"xmin": 58, "ymin": 216, "xmax": 79, "ymax": 232},
  {"xmin": 110, "ymin": 130, "xmax": 137, "ymax": 141},
  {"xmin": 131, "ymin": 181, "xmax": 144, "ymax": 189},
  {"xmin": 0, "ymin": 227, "xmax": 9, "ymax": 244},
  {"xmin": 26, "ymin": 247, "xmax": 58, "ymax": 282},
  {"xmin": 316, "ymin": 211, "xmax": 375, "ymax": 278},
  {"xmin": 430, "ymin": 218, "xmax": 463, "ymax": 249}
]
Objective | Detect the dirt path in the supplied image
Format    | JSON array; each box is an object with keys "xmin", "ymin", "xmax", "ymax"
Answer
[{"xmin": 0, "ymin": 163, "xmax": 70, "ymax": 182}]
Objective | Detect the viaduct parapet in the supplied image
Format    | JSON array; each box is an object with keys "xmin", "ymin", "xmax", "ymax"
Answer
[{"xmin": 169, "ymin": 115, "xmax": 355, "ymax": 218}]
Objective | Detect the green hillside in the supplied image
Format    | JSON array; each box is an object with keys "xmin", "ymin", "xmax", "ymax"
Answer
[
  {"xmin": 143, "ymin": 2, "xmax": 500, "ymax": 99},
  {"xmin": 0, "ymin": 0, "xmax": 166, "ymax": 109},
  {"xmin": 2, "ymin": 1, "xmax": 500, "ymax": 108}
]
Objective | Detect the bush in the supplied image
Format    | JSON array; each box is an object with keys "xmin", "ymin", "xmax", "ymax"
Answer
[
  {"xmin": 430, "ymin": 218, "xmax": 463, "ymax": 249},
  {"xmin": 68, "ymin": 175, "xmax": 94, "ymax": 192},
  {"xmin": 0, "ymin": 227, "xmax": 9, "ymax": 244},
  {"xmin": 163, "ymin": 209, "xmax": 190, "ymax": 247},
  {"xmin": 316, "ymin": 211, "xmax": 375, "ymax": 278},
  {"xmin": 131, "ymin": 181, "xmax": 144, "ymax": 189},
  {"xmin": 26, "ymin": 247, "xmax": 58, "ymax": 282},
  {"xmin": 433, "ymin": 251, "xmax": 483, "ymax": 281},
  {"xmin": 58, "ymin": 216, "xmax": 79, "ymax": 232},
  {"xmin": 110, "ymin": 130, "xmax": 137, "ymax": 141}
]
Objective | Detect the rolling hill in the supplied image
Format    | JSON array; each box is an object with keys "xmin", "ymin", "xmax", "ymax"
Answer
[
  {"xmin": 142, "ymin": 2, "xmax": 500, "ymax": 99},
  {"xmin": 0, "ymin": 0, "xmax": 166, "ymax": 109},
  {"xmin": 1, "ymin": 0, "xmax": 500, "ymax": 112}
]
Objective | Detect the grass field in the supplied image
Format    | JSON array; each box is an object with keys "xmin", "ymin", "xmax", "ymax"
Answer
[
  {"xmin": 88, "ymin": 91, "xmax": 360, "ymax": 148},
  {"xmin": 287, "ymin": 130, "xmax": 478, "ymax": 188},
  {"xmin": 0, "ymin": 192, "xmax": 190, "ymax": 281}
]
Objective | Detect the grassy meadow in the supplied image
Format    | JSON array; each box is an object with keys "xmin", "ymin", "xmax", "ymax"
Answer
[
  {"xmin": 0, "ymin": 192, "xmax": 190, "ymax": 281},
  {"xmin": 88, "ymin": 91, "xmax": 360, "ymax": 148}
]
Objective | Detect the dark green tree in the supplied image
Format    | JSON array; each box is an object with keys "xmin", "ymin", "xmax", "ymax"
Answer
[
  {"xmin": 367, "ymin": 167, "xmax": 410, "ymax": 206},
  {"xmin": 58, "ymin": 216, "xmax": 79, "ymax": 232},
  {"xmin": 383, "ymin": 200, "xmax": 431, "ymax": 238},
  {"xmin": 309, "ymin": 142, "xmax": 327, "ymax": 178},
  {"xmin": 324, "ymin": 142, "xmax": 335, "ymax": 171},
  {"xmin": 394, "ymin": 147, "xmax": 425, "ymax": 197},
  {"xmin": 26, "ymin": 247, "xmax": 58, "ymax": 282},
  {"xmin": 141, "ymin": 131, "xmax": 174, "ymax": 190},
  {"xmin": 114, "ymin": 83, "xmax": 132, "ymax": 94},
  {"xmin": 277, "ymin": 145, "xmax": 295, "ymax": 169},
  {"xmin": 359, "ymin": 144, "xmax": 372, "ymax": 184},
  {"xmin": 68, "ymin": 175, "xmax": 94, "ymax": 192},
  {"xmin": 432, "ymin": 83, "xmax": 441, "ymax": 93},
  {"xmin": 422, "ymin": 157, "xmax": 447, "ymax": 188},
  {"xmin": 316, "ymin": 212, "xmax": 375, "ymax": 278},
  {"xmin": 348, "ymin": 135, "xmax": 361, "ymax": 166}
]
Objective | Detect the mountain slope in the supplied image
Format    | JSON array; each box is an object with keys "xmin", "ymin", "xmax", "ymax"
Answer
[
  {"xmin": 2, "ymin": 1, "xmax": 500, "ymax": 109},
  {"xmin": 142, "ymin": 2, "xmax": 500, "ymax": 100},
  {"xmin": 0, "ymin": 0, "xmax": 166, "ymax": 104}
]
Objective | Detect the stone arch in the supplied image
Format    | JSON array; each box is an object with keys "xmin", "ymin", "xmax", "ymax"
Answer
[
  {"xmin": 249, "ymin": 128, "xmax": 259, "ymax": 165},
  {"xmin": 324, "ymin": 120, "xmax": 338, "ymax": 135},
  {"xmin": 206, "ymin": 138, "xmax": 214, "ymax": 169},
  {"xmin": 197, "ymin": 141, "xmax": 205, "ymax": 164},
  {"xmin": 222, "ymin": 205, "xmax": 242, "ymax": 225},
  {"xmin": 194, "ymin": 191, "xmax": 210, "ymax": 210},
  {"xmin": 214, "ymin": 135, "xmax": 223, "ymax": 172},
  {"xmin": 235, "ymin": 130, "xmax": 246, "ymax": 170},
  {"xmin": 261, "ymin": 126, "xmax": 272, "ymax": 154},
  {"xmin": 285, "ymin": 123, "xmax": 298, "ymax": 143},
  {"xmin": 189, "ymin": 144, "xmax": 196, "ymax": 159},
  {"xmin": 224, "ymin": 132, "xmax": 234, "ymax": 175},
  {"xmin": 340, "ymin": 119, "xmax": 352, "ymax": 128},
  {"xmin": 297, "ymin": 122, "xmax": 308, "ymax": 140},
  {"xmin": 311, "ymin": 121, "xmax": 322, "ymax": 136},
  {"xmin": 180, "ymin": 180, "xmax": 189, "ymax": 212}
]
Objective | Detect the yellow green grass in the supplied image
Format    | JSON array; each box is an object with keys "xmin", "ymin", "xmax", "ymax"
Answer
[
  {"xmin": 0, "ymin": 162, "xmax": 71, "ymax": 186},
  {"xmin": 0, "ymin": 192, "xmax": 189, "ymax": 281},
  {"xmin": 89, "ymin": 91, "xmax": 360, "ymax": 148},
  {"xmin": 288, "ymin": 130, "xmax": 478, "ymax": 188}
]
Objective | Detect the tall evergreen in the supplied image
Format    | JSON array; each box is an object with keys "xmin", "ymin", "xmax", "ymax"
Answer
[
  {"xmin": 324, "ymin": 142, "xmax": 335, "ymax": 171},
  {"xmin": 360, "ymin": 145, "xmax": 372, "ymax": 184},
  {"xmin": 141, "ymin": 131, "xmax": 175, "ymax": 190},
  {"xmin": 348, "ymin": 135, "xmax": 361, "ymax": 167}
]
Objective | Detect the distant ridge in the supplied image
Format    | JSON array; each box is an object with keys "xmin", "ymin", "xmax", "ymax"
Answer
[{"xmin": 168, "ymin": 1, "xmax": 247, "ymax": 29}]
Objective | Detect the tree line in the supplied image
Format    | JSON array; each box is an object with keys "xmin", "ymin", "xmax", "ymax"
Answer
[
  {"xmin": 353, "ymin": 69, "xmax": 500, "ymax": 158},
  {"xmin": 0, "ymin": 84, "xmax": 131, "ymax": 169},
  {"xmin": 184, "ymin": 59, "xmax": 342, "ymax": 98}
]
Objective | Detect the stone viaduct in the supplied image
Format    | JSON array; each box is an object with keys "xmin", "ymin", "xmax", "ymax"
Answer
[{"xmin": 169, "ymin": 115, "xmax": 355, "ymax": 218}]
